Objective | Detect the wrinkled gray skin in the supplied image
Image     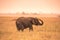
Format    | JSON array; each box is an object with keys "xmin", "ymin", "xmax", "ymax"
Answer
[{"xmin": 16, "ymin": 17, "xmax": 43, "ymax": 31}]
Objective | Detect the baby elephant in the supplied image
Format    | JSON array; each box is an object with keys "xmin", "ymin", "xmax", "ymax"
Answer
[{"xmin": 16, "ymin": 17, "xmax": 43, "ymax": 31}]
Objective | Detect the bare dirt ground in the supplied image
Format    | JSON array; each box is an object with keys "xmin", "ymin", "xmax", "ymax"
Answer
[{"xmin": 0, "ymin": 14, "xmax": 60, "ymax": 40}]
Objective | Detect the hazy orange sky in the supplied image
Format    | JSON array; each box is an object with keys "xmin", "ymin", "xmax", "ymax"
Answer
[{"xmin": 0, "ymin": 0, "xmax": 60, "ymax": 14}]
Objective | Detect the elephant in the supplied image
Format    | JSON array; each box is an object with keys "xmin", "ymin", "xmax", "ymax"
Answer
[{"xmin": 16, "ymin": 17, "xmax": 43, "ymax": 31}]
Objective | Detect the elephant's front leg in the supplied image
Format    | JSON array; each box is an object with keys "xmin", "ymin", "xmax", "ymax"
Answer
[{"xmin": 29, "ymin": 25, "xmax": 33, "ymax": 31}]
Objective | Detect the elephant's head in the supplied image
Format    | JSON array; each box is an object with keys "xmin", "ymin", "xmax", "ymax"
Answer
[{"xmin": 32, "ymin": 17, "xmax": 43, "ymax": 25}]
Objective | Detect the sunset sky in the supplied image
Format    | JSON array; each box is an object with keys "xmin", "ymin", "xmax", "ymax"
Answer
[{"xmin": 0, "ymin": 0, "xmax": 60, "ymax": 14}]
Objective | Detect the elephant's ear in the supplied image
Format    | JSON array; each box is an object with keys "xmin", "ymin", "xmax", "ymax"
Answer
[{"xmin": 32, "ymin": 19, "xmax": 35, "ymax": 24}]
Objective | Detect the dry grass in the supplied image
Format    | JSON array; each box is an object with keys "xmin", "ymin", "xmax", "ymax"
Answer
[{"xmin": 0, "ymin": 14, "xmax": 60, "ymax": 40}]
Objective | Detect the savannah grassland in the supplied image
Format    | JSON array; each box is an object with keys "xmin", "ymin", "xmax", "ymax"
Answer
[{"xmin": 0, "ymin": 14, "xmax": 60, "ymax": 40}]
